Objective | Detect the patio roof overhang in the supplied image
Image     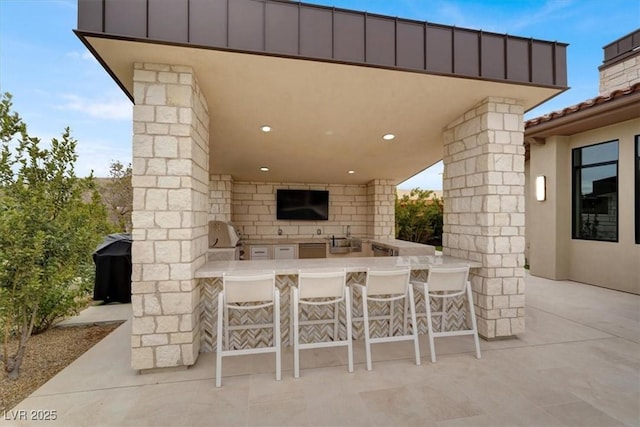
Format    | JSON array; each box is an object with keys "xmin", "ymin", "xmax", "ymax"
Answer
[{"xmin": 76, "ymin": 0, "xmax": 568, "ymax": 185}]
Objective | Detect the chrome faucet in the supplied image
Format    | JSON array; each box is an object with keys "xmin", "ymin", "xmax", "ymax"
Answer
[{"xmin": 346, "ymin": 225, "xmax": 351, "ymax": 237}]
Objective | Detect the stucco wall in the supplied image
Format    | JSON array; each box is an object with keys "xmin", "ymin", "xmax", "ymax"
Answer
[
  {"xmin": 524, "ymin": 160, "xmax": 530, "ymax": 264},
  {"xmin": 528, "ymin": 118, "xmax": 639, "ymax": 294},
  {"xmin": 527, "ymin": 136, "xmax": 571, "ymax": 280}
]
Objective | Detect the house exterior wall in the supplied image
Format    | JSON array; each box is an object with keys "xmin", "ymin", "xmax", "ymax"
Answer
[
  {"xmin": 528, "ymin": 119, "xmax": 640, "ymax": 294},
  {"xmin": 524, "ymin": 159, "xmax": 530, "ymax": 264},
  {"xmin": 527, "ymin": 136, "xmax": 571, "ymax": 281},
  {"xmin": 222, "ymin": 179, "xmax": 396, "ymax": 240},
  {"xmin": 442, "ymin": 97, "xmax": 526, "ymax": 339},
  {"xmin": 130, "ymin": 63, "xmax": 210, "ymax": 371},
  {"xmin": 599, "ymin": 54, "xmax": 640, "ymax": 95}
]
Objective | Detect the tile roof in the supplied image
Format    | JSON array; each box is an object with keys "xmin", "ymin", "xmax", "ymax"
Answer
[{"xmin": 525, "ymin": 82, "xmax": 640, "ymax": 128}]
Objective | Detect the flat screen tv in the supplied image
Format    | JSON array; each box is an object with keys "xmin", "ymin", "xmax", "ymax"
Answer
[{"xmin": 276, "ymin": 189, "xmax": 329, "ymax": 221}]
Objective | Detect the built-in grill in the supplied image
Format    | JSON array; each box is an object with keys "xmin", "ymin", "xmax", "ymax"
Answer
[{"xmin": 208, "ymin": 221, "xmax": 242, "ymax": 260}]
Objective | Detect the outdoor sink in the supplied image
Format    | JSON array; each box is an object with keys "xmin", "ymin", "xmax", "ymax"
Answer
[
  {"xmin": 328, "ymin": 237, "xmax": 362, "ymax": 254},
  {"xmin": 332, "ymin": 238, "xmax": 351, "ymax": 247}
]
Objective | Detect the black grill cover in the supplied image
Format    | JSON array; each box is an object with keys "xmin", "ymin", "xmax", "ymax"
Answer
[{"xmin": 93, "ymin": 233, "xmax": 132, "ymax": 303}]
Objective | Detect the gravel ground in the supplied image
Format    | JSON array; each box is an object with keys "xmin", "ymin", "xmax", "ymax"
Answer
[{"xmin": 0, "ymin": 323, "xmax": 122, "ymax": 412}]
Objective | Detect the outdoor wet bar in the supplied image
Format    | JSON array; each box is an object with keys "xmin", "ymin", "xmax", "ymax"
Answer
[{"xmin": 195, "ymin": 255, "xmax": 481, "ymax": 352}]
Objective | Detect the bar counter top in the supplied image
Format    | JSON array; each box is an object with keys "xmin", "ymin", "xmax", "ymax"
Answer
[
  {"xmin": 195, "ymin": 255, "xmax": 481, "ymax": 278},
  {"xmin": 240, "ymin": 237, "xmax": 433, "ymax": 249}
]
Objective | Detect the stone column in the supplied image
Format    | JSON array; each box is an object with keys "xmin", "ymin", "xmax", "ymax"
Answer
[
  {"xmin": 442, "ymin": 97, "xmax": 525, "ymax": 339},
  {"xmin": 130, "ymin": 63, "xmax": 210, "ymax": 370},
  {"xmin": 366, "ymin": 179, "xmax": 396, "ymax": 239},
  {"xmin": 209, "ymin": 174, "xmax": 233, "ymax": 223}
]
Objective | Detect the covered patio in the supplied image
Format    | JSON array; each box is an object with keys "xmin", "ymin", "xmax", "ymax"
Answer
[
  {"xmin": 7, "ymin": 273, "xmax": 639, "ymax": 426},
  {"xmin": 74, "ymin": 0, "xmax": 568, "ymax": 372}
]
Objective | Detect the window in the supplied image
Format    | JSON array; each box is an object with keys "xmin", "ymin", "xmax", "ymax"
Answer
[
  {"xmin": 572, "ymin": 141, "xmax": 618, "ymax": 242},
  {"xmin": 636, "ymin": 135, "xmax": 639, "ymax": 244}
]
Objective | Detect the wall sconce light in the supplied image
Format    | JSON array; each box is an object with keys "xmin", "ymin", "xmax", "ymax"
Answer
[{"xmin": 535, "ymin": 175, "xmax": 546, "ymax": 201}]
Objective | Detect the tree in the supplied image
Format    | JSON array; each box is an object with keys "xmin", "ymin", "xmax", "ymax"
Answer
[
  {"xmin": 395, "ymin": 188, "xmax": 443, "ymax": 246},
  {"xmin": 0, "ymin": 93, "xmax": 110, "ymax": 379},
  {"xmin": 100, "ymin": 160, "xmax": 132, "ymax": 232}
]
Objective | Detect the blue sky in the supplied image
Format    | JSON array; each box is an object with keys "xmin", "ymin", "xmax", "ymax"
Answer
[{"xmin": 1, "ymin": 0, "xmax": 638, "ymax": 188}]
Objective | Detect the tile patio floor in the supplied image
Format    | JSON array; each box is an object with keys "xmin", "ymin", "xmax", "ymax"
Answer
[{"xmin": 5, "ymin": 273, "xmax": 639, "ymax": 427}]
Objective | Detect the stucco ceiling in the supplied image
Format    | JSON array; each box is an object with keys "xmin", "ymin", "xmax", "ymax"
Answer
[{"xmin": 86, "ymin": 36, "xmax": 562, "ymax": 185}]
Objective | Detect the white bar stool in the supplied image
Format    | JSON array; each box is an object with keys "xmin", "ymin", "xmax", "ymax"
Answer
[
  {"xmin": 291, "ymin": 269, "xmax": 353, "ymax": 378},
  {"xmin": 411, "ymin": 265, "xmax": 481, "ymax": 363},
  {"xmin": 353, "ymin": 268, "xmax": 420, "ymax": 371},
  {"xmin": 216, "ymin": 271, "xmax": 281, "ymax": 387}
]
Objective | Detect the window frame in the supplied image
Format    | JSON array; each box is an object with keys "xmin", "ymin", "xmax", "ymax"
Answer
[{"xmin": 571, "ymin": 140, "xmax": 619, "ymax": 242}]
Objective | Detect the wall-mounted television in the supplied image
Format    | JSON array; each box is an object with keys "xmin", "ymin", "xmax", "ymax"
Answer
[{"xmin": 276, "ymin": 189, "xmax": 329, "ymax": 221}]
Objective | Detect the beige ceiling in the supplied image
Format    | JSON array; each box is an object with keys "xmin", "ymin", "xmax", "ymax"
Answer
[{"xmin": 86, "ymin": 36, "xmax": 562, "ymax": 185}]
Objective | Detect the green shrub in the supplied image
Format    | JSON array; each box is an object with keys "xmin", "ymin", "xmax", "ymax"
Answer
[
  {"xmin": 395, "ymin": 188, "xmax": 443, "ymax": 245},
  {"xmin": 0, "ymin": 93, "xmax": 110, "ymax": 378}
]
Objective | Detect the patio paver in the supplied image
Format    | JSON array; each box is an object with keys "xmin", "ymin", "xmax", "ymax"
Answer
[{"xmin": 5, "ymin": 273, "xmax": 639, "ymax": 427}]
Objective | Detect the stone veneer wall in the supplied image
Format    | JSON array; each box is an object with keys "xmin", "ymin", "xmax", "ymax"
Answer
[
  {"xmin": 130, "ymin": 63, "xmax": 210, "ymax": 370},
  {"xmin": 209, "ymin": 174, "xmax": 233, "ymax": 223},
  {"xmin": 599, "ymin": 54, "xmax": 640, "ymax": 95},
  {"xmin": 230, "ymin": 181, "xmax": 369, "ymax": 239},
  {"xmin": 225, "ymin": 180, "xmax": 397, "ymax": 240},
  {"xmin": 442, "ymin": 97, "xmax": 526, "ymax": 339},
  {"xmin": 367, "ymin": 179, "xmax": 396, "ymax": 240}
]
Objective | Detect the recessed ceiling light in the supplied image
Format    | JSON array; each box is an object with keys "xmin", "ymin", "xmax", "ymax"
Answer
[
  {"xmin": 261, "ymin": 125, "xmax": 272, "ymax": 132},
  {"xmin": 382, "ymin": 133, "xmax": 395, "ymax": 140},
  {"xmin": 348, "ymin": 170, "xmax": 355, "ymax": 174},
  {"xmin": 260, "ymin": 167, "xmax": 269, "ymax": 172}
]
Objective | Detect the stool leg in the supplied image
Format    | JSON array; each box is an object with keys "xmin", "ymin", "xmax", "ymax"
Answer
[
  {"xmin": 389, "ymin": 300, "xmax": 396, "ymax": 337},
  {"xmin": 224, "ymin": 305, "xmax": 230, "ymax": 350},
  {"xmin": 274, "ymin": 290, "xmax": 281, "ymax": 381},
  {"xmin": 289, "ymin": 287, "xmax": 294, "ymax": 347},
  {"xmin": 408, "ymin": 285, "xmax": 421, "ymax": 366},
  {"xmin": 424, "ymin": 284, "xmax": 437, "ymax": 363},
  {"xmin": 293, "ymin": 288, "xmax": 300, "ymax": 378},
  {"xmin": 216, "ymin": 293, "xmax": 224, "ymax": 388},
  {"xmin": 362, "ymin": 288, "xmax": 372, "ymax": 371},
  {"xmin": 345, "ymin": 289, "xmax": 354, "ymax": 373},
  {"xmin": 441, "ymin": 296, "xmax": 446, "ymax": 333},
  {"xmin": 334, "ymin": 301, "xmax": 339, "ymax": 341},
  {"xmin": 403, "ymin": 294, "xmax": 409, "ymax": 335},
  {"xmin": 467, "ymin": 282, "xmax": 482, "ymax": 359}
]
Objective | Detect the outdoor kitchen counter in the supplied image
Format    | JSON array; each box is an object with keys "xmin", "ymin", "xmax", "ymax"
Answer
[
  {"xmin": 239, "ymin": 237, "xmax": 436, "ymax": 257},
  {"xmin": 196, "ymin": 255, "xmax": 481, "ymax": 352},
  {"xmin": 195, "ymin": 255, "xmax": 481, "ymax": 278}
]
